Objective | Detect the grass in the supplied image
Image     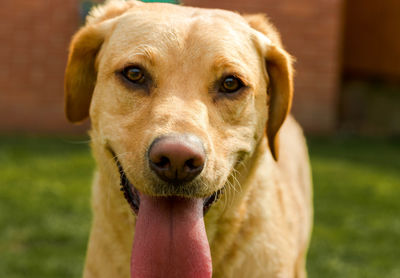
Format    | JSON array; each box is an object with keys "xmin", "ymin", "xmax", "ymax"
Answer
[
  {"xmin": 306, "ymin": 136, "xmax": 400, "ymax": 277},
  {"xmin": 0, "ymin": 135, "xmax": 399, "ymax": 277},
  {"xmin": 0, "ymin": 136, "xmax": 93, "ymax": 278}
]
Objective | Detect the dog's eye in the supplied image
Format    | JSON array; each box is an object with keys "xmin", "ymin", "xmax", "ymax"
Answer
[
  {"xmin": 122, "ymin": 67, "xmax": 145, "ymax": 84},
  {"xmin": 220, "ymin": 76, "xmax": 243, "ymax": 93}
]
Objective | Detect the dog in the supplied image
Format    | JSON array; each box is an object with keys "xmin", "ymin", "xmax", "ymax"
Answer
[{"xmin": 64, "ymin": 0, "xmax": 312, "ymax": 277}]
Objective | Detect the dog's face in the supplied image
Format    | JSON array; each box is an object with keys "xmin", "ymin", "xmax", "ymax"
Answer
[
  {"xmin": 65, "ymin": 1, "xmax": 292, "ymax": 206},
  {"xmin": 92, "ymin": 8, "xmax": 272, "ymax": 200},
  {"xmin": 65, "ymin": 1, "xmax": 293, "ymax": 276}
]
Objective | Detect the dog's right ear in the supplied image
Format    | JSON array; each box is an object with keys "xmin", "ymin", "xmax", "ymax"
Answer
[
  {"xmin": 65, "ymin": 0, "xmax": 142, "ymax": 123},
  {"xmin": 64, "ymin": 24, "xmax": 106, "ymax": 123}
]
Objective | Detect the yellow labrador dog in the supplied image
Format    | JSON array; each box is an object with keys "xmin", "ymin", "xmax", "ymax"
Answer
[{"xmin": 64, "ymin": 0, "xmax": 312, "ymax": 277}]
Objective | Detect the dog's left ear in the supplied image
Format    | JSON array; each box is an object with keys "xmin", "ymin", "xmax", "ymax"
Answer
[{"xmin": 244, "ymin": 14, "xmax": 294, "ymax": 161}]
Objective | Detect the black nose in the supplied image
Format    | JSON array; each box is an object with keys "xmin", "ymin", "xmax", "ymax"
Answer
[{"xmin": 148, "ymin": 135, "xmax": 206, "ymax": 183}]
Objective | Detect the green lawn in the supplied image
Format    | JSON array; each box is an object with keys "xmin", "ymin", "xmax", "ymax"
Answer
[
  {"xmin": 0, "ymin": 135, "xmax": 399, "ymax": 277},
  {"xmin": 0, "ymin": 136, "xmax": 93, "ymax": 278},
  {"xmin": 307, "ymin": 136, "xmax": 400, "ymax": 277}
]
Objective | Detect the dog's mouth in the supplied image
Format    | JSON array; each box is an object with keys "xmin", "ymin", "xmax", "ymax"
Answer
[
  {"xmin": 116, "ymin": 157, "xmax": 223, "ymax": 215},
  {"xmin": 114, "ymin": 155, "xmax": 217, "ymax": 277}
]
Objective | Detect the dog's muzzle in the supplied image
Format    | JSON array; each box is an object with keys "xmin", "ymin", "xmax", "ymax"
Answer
[
  {"xmin": 116, "ymin": 157, "xmax": 223, "ymax": 215},
  {"xmin": 110, "ymin": 134, "xmax": 223, "ymax": 215}
]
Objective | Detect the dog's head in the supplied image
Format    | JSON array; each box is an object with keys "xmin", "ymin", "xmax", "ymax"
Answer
[
  {"xmin": 65, "ymin": 0, "xmax": 292, "ymax": 197},
  {"xmin": 65, "ymin": 1, "xmax": 293, "ymax": 276}
]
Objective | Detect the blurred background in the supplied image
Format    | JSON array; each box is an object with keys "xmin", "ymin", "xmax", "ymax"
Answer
[
  {"xmin": 0, "ymin": 0, "xmax": 399, "ymax": 277},
  {"xmin": 1, "ymin": 0, "xmax": 400, "ymax": 135}
]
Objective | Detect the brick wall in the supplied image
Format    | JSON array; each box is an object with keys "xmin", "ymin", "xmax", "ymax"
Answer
[
  {"xmin": 0, "ymin": 0, "xmax": 88, "ymax": 133},
  {"xmin": 340, "ymin": 0, "xmax": 400, "ymax": 135},
  {"xmin": 183, "ymin": 0, "xmax": 344, "ymax": 133},
  {"xmin": 343, "ymin": 0, "xmax": 400, "ymax": 80},
  {"xmin": 0, "ymin": 0, "xmax": 344, "ymax": 134}
]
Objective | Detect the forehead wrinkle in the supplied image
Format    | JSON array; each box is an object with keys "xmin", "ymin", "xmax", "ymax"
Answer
[
  {"xmin": 109, "ymin": 12, "xmax": 185, "ymax": 52},
  {"xmin": 111, "ymin": 45, "xmax": 162, "ymax": 70},
  {"xmin": 182, "ymin": 16, "xmax": 257, "ymax": 62},
  {"xmin": 212, "ymin": 55, "xmax": 249, "ymax": 77},
  {"xmin": 126, "ymin": 45, "xmax": 159, "ymax": 66}
]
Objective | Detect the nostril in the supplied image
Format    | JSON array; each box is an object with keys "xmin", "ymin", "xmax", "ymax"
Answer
[
  {"xmin": 154, "ymin": 156, "xmax": 170, "ymax": 169},
  {"xmin": 185, "ymin": 159, "xmax": 195, "ymax": 170},
  {"xmin": 184, "ymin": 159, "xmax": 197, "ymax": 173},
  {"xmin": 184, "ymin": 157, "xmax": 204, "ymax": 172}
]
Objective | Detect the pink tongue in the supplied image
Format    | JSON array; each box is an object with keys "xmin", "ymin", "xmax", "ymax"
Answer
[{"xmin": 130, "ymin": 194, "xmax": 212, "ymax": 278}]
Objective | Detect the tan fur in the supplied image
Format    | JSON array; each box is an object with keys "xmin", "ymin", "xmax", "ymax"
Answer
[{"xmin": 65, "ymin": 1, "xmax": 312, "ymax": 277}]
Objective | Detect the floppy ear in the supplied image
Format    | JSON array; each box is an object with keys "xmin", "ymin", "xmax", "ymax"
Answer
[
  {"xmin": 244, "ymin": 14, "xmax": 293, "ymax": 161},
  {"xmin": 65, "ymin": 0, "xmax": 141, "ymax": 123},
  {"xmin": 265, "ymin": 45, "xmax": 293, "ymax": 161},
  {"xmin": 64, "ymin": 25, "xmax": 105, "ymax": 123}
]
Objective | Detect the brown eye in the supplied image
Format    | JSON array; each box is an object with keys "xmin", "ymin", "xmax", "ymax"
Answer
[
  {"xmin": 122, "ymin": 67, "xmax": 145, "ymax": 84},
  {"xmin": 220, "ymin": 76, "xmax": 243, "ymax": 93}
]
